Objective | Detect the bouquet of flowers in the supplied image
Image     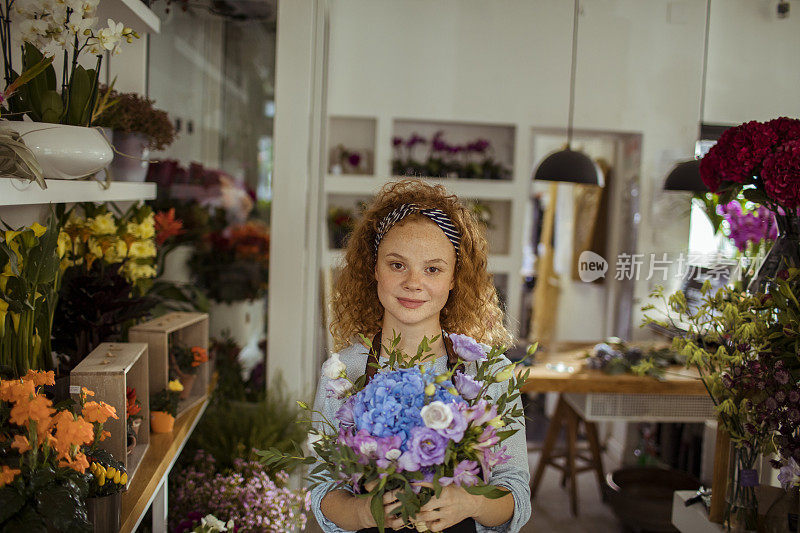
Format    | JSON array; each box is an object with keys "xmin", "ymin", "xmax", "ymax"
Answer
[
  {"xmin": 190, "ymin": 220, "xmax": 270, "ymax": 303},
  {"xmin": 259, "ymin": 333, "xmax": 530, "ymax": 532}
]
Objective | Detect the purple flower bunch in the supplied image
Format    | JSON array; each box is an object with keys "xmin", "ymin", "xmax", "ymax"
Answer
[
  {"xmin": 717, "ymin": 201, "xmax": 778, "ymax": 252},
  {"xmin": 170, "ymin": 450, "xmax": 310, "ymax": 533},
  {"xmin": 296, "ymin": 333, "xmax": 526, "ymax": 528}
]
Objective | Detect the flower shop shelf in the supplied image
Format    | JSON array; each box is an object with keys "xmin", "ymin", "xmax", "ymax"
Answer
[
  {"xmin": 96, "ymin": 0, "xmax": 160, "ymax": 34},
  {"xmin": 324, "ymin": 174, "xmax": 519, "ymax": 200},
  {"xmin": 70, "ymin": 342, "xmax": 151, "ymax": 483},
  {"xmin": 0, "ymin": 178, "xmax": 156, "ymax": 206},
  {"xmin": 120, "ymin": 396, "xmax": 210, "ymax": 533},
  {"xmin": 128, "ymin": 312, "xmax": 210, "ymax": 417}
]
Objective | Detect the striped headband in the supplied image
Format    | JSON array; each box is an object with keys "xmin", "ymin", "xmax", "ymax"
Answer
[{"xmin": 373, "ymin": 203, "xmax": 461, "ymax": 257}]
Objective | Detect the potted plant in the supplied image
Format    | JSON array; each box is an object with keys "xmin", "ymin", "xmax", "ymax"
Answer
[
  {"xmin": 126, "ymin": 386, "xmax": 143, "ymax": 452},
  {"xmin": 169, "ymin": 343, "xmax": 208, "ymax": 400},
  {"xmin": 150, "ymin": 379, "xmax": 183, "ymax": 433},
  {"xmin": 0, "ymin": 2, "xmax": 138, "ymax": 179},
  {"xmin": 190, "ymin": 220, "xmax": 269, "ymax": 347},
  {"xmin": 53, "ymin": 203, "xmax": 158, "ymax": 373},
  {"xmin": 327, "ymin": 206, "xmax": 355, "ymax": 249},
  {"xmin": 85, "ymin": 449, "xmax": 128, "ymax": 533},
  {"xmin": 0, "ymin": 371, "xmax": 119, "ymax": 531},
  {"xmin": 0, "ymin": 214, "xmax": 62, "ymax": 378},
  {"xmin": 94, "ymin": 87, "xmax": 177, "ymax": 182}
]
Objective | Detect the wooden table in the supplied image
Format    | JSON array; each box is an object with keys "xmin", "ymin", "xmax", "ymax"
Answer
[
  {"xmin": 517, "ymin": 344, "xmax": 708, "ymax": 396},
  {"xmin": 119, "ymin": 397, "xmax": 209, "ymax": 533}
]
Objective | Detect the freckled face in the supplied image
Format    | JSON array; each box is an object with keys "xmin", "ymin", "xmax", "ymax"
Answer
[{"xmin": 375, "ymin": 218, "xmax": 456, "ymax": 333}]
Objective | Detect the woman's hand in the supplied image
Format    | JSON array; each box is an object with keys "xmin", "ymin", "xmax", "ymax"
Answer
[
  {"xmin": 362, "ymin": 480, "xmax": 407, "ymax": 530},
  {"xmin": 412, "ymin": 484, "xmax": 481, "ymax": 532}
]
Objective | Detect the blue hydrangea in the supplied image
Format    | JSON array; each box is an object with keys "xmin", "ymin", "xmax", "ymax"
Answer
[{"xmin": 351, "ymin": 368, "xmax": 462, "ymax": 450}]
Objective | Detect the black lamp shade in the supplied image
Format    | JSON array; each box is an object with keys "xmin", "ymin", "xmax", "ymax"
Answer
[
  {"xmin": 663, "ymin": 159, "xmax": 707, "ymax": 192},
  {"xmin": 533, "ymin": 148, "xmax": 604, "ymax": 186}
]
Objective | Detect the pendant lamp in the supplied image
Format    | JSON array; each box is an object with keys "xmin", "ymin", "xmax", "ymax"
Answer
[
  {"xmin": 663, "ymin": 0, "xmax": 711, "ymax": 193},
  {"xmin": 533, "ymin": 0, "xmax": 602, "ymax": 187}
]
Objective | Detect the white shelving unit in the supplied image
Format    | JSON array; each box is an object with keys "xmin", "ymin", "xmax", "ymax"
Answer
[
  {"xmin": 322, "ymin": 116, "xmax": 528, "ymax": 338},
  {"xmin": 0, "ymin": 178, "xmax": 156, "ymax": 206},
  {"xmin": 96, "ymin": 0, "xmax": 161, "ymax": 34}
]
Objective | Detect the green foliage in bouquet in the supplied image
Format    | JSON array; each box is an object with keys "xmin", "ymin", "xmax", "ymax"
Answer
[{"xmin": 0, "ymin": 213, "xmax": 61, "ymax": 378}]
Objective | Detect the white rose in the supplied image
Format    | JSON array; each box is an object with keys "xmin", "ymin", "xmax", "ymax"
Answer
[
  {"xmin": 359, "ymin": 440, "xmax": 378, "ymax": 456},
  {"xmin": 385, "ymin": 448, "xmax": 401, "ymax": 461},
  {"xmin": 420, "ymin": 401, "xmax": 453, "ymax": 430},
  {"xmin": 321, "ymin": 352, "xmax": 346, "ymax": 379}
]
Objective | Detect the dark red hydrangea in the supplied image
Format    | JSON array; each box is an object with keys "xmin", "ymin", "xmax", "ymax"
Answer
[
  {"xmin": 764, "ymin": 116, "xmax": 800, "ymax": 144},
  {"xmin": 761, "ymin": 139, "xmax": 800, "ymax": 208},
  {"xmin": 700, "ymin": 120, "xmax": 779, "ymax": 190}
]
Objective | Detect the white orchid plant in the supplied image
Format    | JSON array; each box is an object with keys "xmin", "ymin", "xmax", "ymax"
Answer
[{"xmin": 0, "ymin": 0, "xmax": 139, "ymax": 124}]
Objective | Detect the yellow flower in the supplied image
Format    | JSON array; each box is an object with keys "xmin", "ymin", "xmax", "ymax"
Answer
[
  {"xmin": 57, "ymin": 231, "xmax": 71, "ymax": 258},
  {"xmin": 488, "ymin": 416, "xmax": 505, "ymax": 428},
  {"xmin": 424, "ymin": 383, "xmax": 435, "ymax": 396},
  {"xmin": 0, "ymin": 298, "xmax": 7, "ymax": 337},
  {"xmin": 87, "ymin": 237, "xmax": 103, "ymax": 259},
  {"xmin": 4, "ymin": 230, "xmax": 22, "ymax": 263},
  {"xmin": 127, "ymin": 215, "xmax": 155, "ymax": 240},
  {"xmin": 123, "ymin": 262, "xmax": 157, "ymax": 282},
  {"xmin": 168, "ymin": 379, "xmax": 184, "ymax": 392},
  {"xmin": 127, "ymin": 240, "xmax": 156, "ymax": 259},
  {"xmin": 88, "ymin": 213, "xmax": 117, "ymax": 236},
  {"xmin": 104, "ymin": 239, "xmax": 128, "ymax": 264},
  {"xmin": 30, "ymin": 223, "xmax": 46, "ymax": 238}
]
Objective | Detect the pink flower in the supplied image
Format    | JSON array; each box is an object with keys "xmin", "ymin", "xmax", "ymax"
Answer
[{"xmin": 439, "ymin": 460, "xmax": 481, "ymax": 487}]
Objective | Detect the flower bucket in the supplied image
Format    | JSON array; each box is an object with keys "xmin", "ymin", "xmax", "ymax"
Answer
[
  {"xmin": 0, "ymin": 122, "xmax": 113, "ymax": 180},
  {"xmin": 208, "ymin": 298, "xmax": 266, "ymax": 348},
  {"xmin": 150, "ymin": 411, "xmax": 175, "ymax": 433},
  {"xmin": 160, "ymin": 244, "xmax": 194, "ymax": 284},
  {"xmin": 86, "ymin": 492, "xmax": 121, "ymax": 533},
  {"xmin": 108, "ymin": 131, "xmax": 150, "ymax": 182}
]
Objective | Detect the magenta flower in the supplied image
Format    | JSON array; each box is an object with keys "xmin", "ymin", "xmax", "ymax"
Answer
[{"xmin": 347, "ymin": 152, "xmax": 362, "ymax": 168}]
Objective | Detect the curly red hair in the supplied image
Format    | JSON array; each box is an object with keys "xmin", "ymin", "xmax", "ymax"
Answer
[{"xmin": 329, "ymin": 179, "xmax": 512, "ymax": 350}]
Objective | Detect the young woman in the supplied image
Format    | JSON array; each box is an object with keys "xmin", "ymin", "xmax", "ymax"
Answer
[{"xmin": 311, "ymin": 179, "xmax": 531, "ymax": 532}]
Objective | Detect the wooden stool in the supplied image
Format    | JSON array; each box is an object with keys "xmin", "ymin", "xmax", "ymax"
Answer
[{"xmin": 530, "ymin": 394, "xmax": 605, "ymax": 516}]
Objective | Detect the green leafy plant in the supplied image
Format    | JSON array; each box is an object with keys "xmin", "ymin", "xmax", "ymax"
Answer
[
  {"xmin": 151, "ymin": 381, "xmax": 183, "ymax": 417},
  {"xmin": 1, "ymin": 0, "xmax": 138, "ymax": 125},
  {"xmin": 183, "ymin": 382, "xmax": 307, "ymax": 474},
  {"xmin": 0, "ymin": 213, "xmax": 61, "ymax": 378},
  {"xmin": 94, "ymin": 86, "xmax": 176, "ymax": 150}
]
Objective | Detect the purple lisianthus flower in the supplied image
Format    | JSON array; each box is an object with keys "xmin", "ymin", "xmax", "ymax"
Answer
[
  {"xmin": 482, "ymin": 445, "xmax": 511, "ymax": 469},
  {"xmin": 375, "ymin": 435, "xmax": 402, "ymax": 468},
  {"xmin": 335, "ymin": 395, "xmax": 356, "ymax": 428},
  {"xmin": 449, "ymin": 333, "xmax": 487, "ymax": 361},
  {"xmin": 473, "ymin": 426, "xmax": 500, "ymax": 451},
  {"xmin": 408, "ymin": 427, "xmax": 449, "ymax": 467},
  {"xmin": 397, "ymin": 450, "xmax": 420, "ymax": 472},
  {"xmin": 351, "ymin": 429, "xmax": 379, "ymax": 460},
  {"xmin": 789, "ymin": 389, "xmax": 800, "ymax": 404},
  {"xmin": 439, "ymin": 460, "xmax": 481, "ymax": 487},
  {"xmin": 467, "ymin": 399, "xmax": 498, "ymax": 426},
  {"xmin": 453, "ymin": 372, "xmax": 482, "ymax": 400},
  {"xmin": 437, "ymin": 403, "xmax": 468, "ymax": 442}
]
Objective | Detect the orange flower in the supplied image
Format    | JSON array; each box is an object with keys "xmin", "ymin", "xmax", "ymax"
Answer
[
  {"xmin": 0, "ymin": 465, "xmax": 20, "ymax": 487},
  {"xmin": 154, "ymin": 208, "xmax": 184, "ymax": 246},
  {"xmin": 98, "ymin": 430, "xmax": 111, "ymax": 442},
  {"xmin": 59, "ymin": 452, "xmax": 90, "ymax": 473},
  {"xmin": 52, "ymin": 412, "xmax": 94, "ymax": 456},
  {"xmin": 81, "ymin": 401, "xmax": 118, "ymax": 425},
  {"xmin": 81, "ymin": 387, "xmax": 95, "ymax": 399},
  {"xmin": 21, "ymin": 370, "xmax": 55, "ymax": 387},
  {"xmin": 11, "ymin": 434, "xmax": 31, "ymax": 454},
  {"xmin": 191, "ymin": 346, "xmax": 209, "ymax": 367},
  {"xmin": 9, "ymin": 394, "xmax": 54, "ymax": 426},
  {"xmin": 0, "ymin": 379, "xmax": 35, "ymax": 403}
]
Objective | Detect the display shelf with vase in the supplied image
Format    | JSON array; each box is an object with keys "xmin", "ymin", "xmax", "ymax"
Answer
[
  {"xmin": 150, "ymin": 409, "xmax": 176, "ymax": 433},
  {"xmin": 69, "ymin": 342, "xmax": 151, "ymax": 483},
  {"xmin": 128, "ymin": 312, "xmax": 210, "ymax": 416}
]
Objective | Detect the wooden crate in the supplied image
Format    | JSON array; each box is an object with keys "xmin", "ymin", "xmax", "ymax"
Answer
[
  {"xmin": 70, "ymin": 342, "xmax": 150, "ymax": 482},
  {"xmin": 128, "ymin": 312, "xmax": 210, "ymax": 416}
]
